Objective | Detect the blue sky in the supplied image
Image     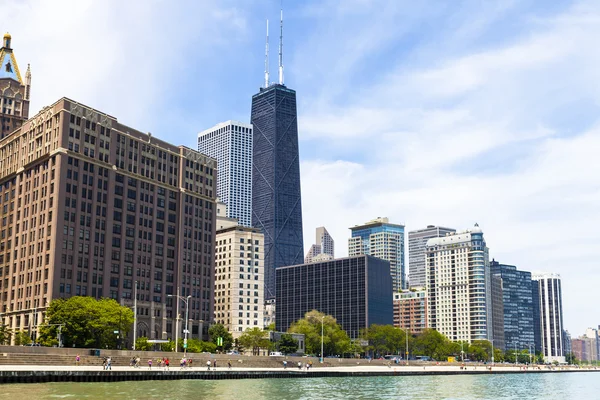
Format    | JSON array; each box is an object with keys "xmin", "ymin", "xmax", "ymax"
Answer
[{"xmin": 4, "ymin": 0, "xmax": 600, "ymax": 336}]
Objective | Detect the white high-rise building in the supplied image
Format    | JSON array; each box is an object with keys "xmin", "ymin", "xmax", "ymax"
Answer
[
  {"xmin": 198, "ymin": 120, "xmax": 253, "ymax": 227},
  {"xmin": 426, "ymin": 224, "xmax": 491, "ymax": 343},
  {"xmin": 408, "ymin": 225, "xmax": 455, "ymax": 288},
  {"xmin": 305, "ymin": 226, "xmax": 335, "ymax": 263},
  {"xmin": 533, "ymin": 272, "xmax": 565, "ymax": 364}
]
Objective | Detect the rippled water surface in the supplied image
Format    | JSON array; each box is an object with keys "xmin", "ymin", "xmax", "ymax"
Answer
[{"xmin": 0, "ymin": 373, "xmax": 598, "ymax": 399}]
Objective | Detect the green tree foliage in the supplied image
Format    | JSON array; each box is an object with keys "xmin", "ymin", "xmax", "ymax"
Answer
[
  {"xmin": 411, "ymin": 329, "xmax": 453, "ymax": 360},
  {"xmin": 177, "ymin": 338, "xmax": 216, "ymax": 353},
  {"xmin": 161, "ymin": 340, "xmax": 175, "ymax": 352},
  {"xmin": 208, "ymin": 323, "xmax": 233, "ymax": 350},
  {"xmin": 361, "ymin": 324, "xmax": 409, "ymax": 357},
  {"xmin": 13, "ymin": 330, "xmax": 32, "ymax": 346},
  {"xmin": 288, "ymin": 310, "xmax": 351, "ymax": 356},
  {"xmin": 265, "ymin": 322, "xmax": 276, "ymax": 332},
  {"xmin": 278, "ymin": 333, "xmax": 298, "ymax": 355},
  {"xmin": 38, "ymin": 297, "xmax": 134, "ymax": 348},
  {"xmin": 0, "ymin": 324, "xmax": 11, "ymax": 345},
  {"xmin": 135, "ymin": 336, "xmax": 152, "ymax": 351},
  {"xmin": 238, "ymin": 327, "xmax": 270, "ymax": 355},
  {"xmin": 565, "ymin": 352, "xmax": 577, "ymax": 365}
]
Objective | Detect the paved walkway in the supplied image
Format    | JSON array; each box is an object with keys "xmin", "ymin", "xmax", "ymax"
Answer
[{"xmin": 0, "ymin": 364, "xmax": 588, "ymax": 373}]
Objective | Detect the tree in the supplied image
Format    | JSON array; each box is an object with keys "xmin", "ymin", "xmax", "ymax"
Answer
[
  {"xmin": 13, "ymin": 330, "xmax": 32, "ymax": 346},
  {"xmin": 0, "ymin": 324, "xmax": 11, "ymax": 345},
  {"xmin": 135, "ymin": 337, "xmax": 152, "ymax": 351},
  {"xmin": 565, "ymin": 352, "xmax": 577, "ymax": 365},
  {"xmin": 238, "ymin": 327, "xmax": 270, "ymax": 355},
  {"xmin": 265, "ymin": 322, "xmax": 276, "ymax": 331},
  {"xmin": 208, "ymin": 323, "xmax": 233, "ymax": 351},
  {"xmin": 278, "ymin": 333, "xmax": 298, "ymax": 355},
  {"xmin": 361, "ymin": 325, "xmax": 407, "ymax": 356},
  {"xmin": 288, "ymin": 310, "xmax": 351, "ymax": 356},
  {"xmin": 161, "ymin": 340, "xmax": 175, "ymax": 352},
  {"xmin": 37, "ymin": 297, "xmax": 134, "ymax": 348},
  {"xmin": 412, "ymin": 329, "xmax": 452, "ymax": 360}
]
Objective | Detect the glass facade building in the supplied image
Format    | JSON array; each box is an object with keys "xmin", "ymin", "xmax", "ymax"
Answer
[
  {"xmin": 275, "ymin": 255, "xmax": 393, "ymax": 339},
  {"xmin": 251, "ymin": 84, "xmax": 304, "ymax": 299},
  {"xmin": 490, "ymin": 260, "xmax": 535, "ymax": 351},
  {"xmin": 532, "ymin": 272, "xmax": 565, "ymax": 363}
]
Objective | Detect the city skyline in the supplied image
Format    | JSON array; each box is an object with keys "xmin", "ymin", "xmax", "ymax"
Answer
[{"xmin": 2, "ymin": 0, "xmax": 599, "ymax": 335}]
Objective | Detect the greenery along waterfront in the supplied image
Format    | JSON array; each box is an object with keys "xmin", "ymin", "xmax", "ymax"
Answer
[{"xmin": 3, "ymin": 298, "xmax": 591, "ymax": 365}]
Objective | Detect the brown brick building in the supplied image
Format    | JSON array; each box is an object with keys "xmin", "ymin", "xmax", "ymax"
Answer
[
  {"xmin": 393, "ymin": 288, "xmax": 428, "ymax": 334},
  {"xmin": 0, "ymin": 97, "xmax": 216, "ymax": 345},
  {"xmin": 0, "ymin": 33, "xmax": 31, "ymax": 139}
]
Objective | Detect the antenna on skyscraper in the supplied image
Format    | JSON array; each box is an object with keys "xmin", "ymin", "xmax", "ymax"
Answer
[
  {"xmin": 278, "ymin": 8, "xmax": 284, "ymax": 85},
  {"xmin": 264, "ymin": 19, "xmax": 270, "ymax": 88}
]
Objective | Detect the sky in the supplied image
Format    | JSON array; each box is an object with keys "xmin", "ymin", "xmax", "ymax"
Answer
[{"xmin": 2, "ymin": 0, "xmax": 599, "ymax": 336}]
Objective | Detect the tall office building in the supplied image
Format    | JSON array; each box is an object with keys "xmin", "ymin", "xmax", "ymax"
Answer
[
  {"xmin": 532, "ymin": 272, "xmax": 565, "ymax": 363},
  {"xmin": 490, "ymin": 274, "xmax": 506, "ymax": 351},
  {"xmin": 214, "ymin": 203, "xmax": 264, "ymax": 337},
  {"xmin": 251, "ymin": 12, "xmax": 303, "ymax": 299},
  {"xmin": 276, "ymin": 255, "xmax": 393, "ymax": 339},
  {"xmin": 408, "ymin": 225, "xmax": 455, "ymax": 288},
  {"xmin": 490, "ymin": 261, "xmax": 535, "ymax": 351},
  {"xmin": 531, "ymin": 281, "xmax": 542, "ymax": 353},
  {"xmin": 305, "ymin": 226, "xmax": 334, "ymax": 263},
  {"xmin": 0, "ymin": 33, "xmax": 31, "ymax": 139},
  {"xmin": 198, "ymin": 120, "xmax": 253, "ymax": 227},
  {"xmin": 348, "ymin": 217, "xmax": 405, "ymax": 291},
  {"xmin": 426, "ymin": 224, "xmax": 491, "ymax": 343},
  {"xmin": 0, "ymin": 98, "xmax": 217, "ymax": 344}
]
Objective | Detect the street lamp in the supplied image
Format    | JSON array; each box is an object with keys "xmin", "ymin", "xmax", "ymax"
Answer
[
  {"xmin": 397, "ymin": 327, "xmax": 409, "ymax": 365},
  {"xmin": 168, "ymin": 293, "xmax": 192, "ymax": 357},
  {"xmin": 460, "ymin": 341, "xmax": 464, "ymax": 362},
  {"xmin": 513, "ymin": 342, "xmax": 518, "ymax": 366},
  {"xmin": 320, "ymin": 316, "xmax": 324, "ymax": 363},
  {"xmin": 489, "ymin": 339, "xmax": 495, "ymax": 366},
  {"xmin": 528, "ymin": 343, "xmax": 534, "ymax": 365}
]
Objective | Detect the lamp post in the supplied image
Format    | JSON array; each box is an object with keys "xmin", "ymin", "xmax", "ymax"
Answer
[
  {"xmin": 528, "ymin": 343, "xmax": 533, "ymax": 365},
  {"xmin": 513, "ymin": 342, "xmax": 518, "ymax": 366},
  {"xmin": 460, "ymin": 341, "xmax": 464, "ymax": 362},
  {"xmin": 133, "ymin": 281, "xmax": 137, "ymax": 350},
  {"xmin": 320, "ymin": 316, "xmax": 324, "ymax": 363},
  {"xmin": 168, "ymin": 293, "xmax": 192, "ymax": 357},
  {"xmin": 397, "ymin": 327, "xmax": 409, "ymax": 365},
  {"xmin": 489, "ymin": 339, "xmax": 495, "ymax": 366}
]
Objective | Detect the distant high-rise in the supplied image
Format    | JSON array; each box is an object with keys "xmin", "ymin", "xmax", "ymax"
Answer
[
  {"xmin": 0, "ymin": 33, "xmax": 31, "ymax": 138},
  {"xmin": 198, "ymin": 120, "xmax": 253, "ymax": 227},
  {"xmin": 490, "ymin": 274, "xmax": 506, "ymax": 351},
  {"xmin": 408, "ymin": 225, "xmax": 455, "ymax": 288},
  {"xmin": 251, "ymin": 10, "xmax": 303, "ymax": 299},
  {"xmin": 532, "ymin": 272, "xmax": 565, "ymax": 364},
  {"xmin": 426, "ymin": 224, "xmax": 491, "ymax": 343},
  {"xmin": 305, "ymin": 226, "xmax": 334, "ymax": 263},
  {"xmin": 491, "ymin": 261, "xmax": 535, "ymax": 351},
  {"xmin": 348, "ymin": 217, "xmax": 405, "ymax": 291}
]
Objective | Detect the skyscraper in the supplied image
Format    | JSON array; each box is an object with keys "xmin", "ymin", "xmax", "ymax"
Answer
[
  {"xmin": 490, "ymin": 274, "xmax": 506, "ymax": 351},
  {"xmin": 426, "ymin": 224, "xmax": 491, "ymax": 343},
  {"xmin": 251, "ymin": 11, "xmax": 303, "ymax": 299},
  {"xmin": 408, "ymin": 225, "xmax": 455, "ymax": 288},
  {"xmin": 0, "ymin": 33, "xmax": 31, "ymax": 139},
  {"xmin": 305, "ymin": 226, "xmax": 334, "ymax": 263},
  {"xmin": 348, "ymin": 217, "xmax": 405, "ymax": 291},
  {"xmin": 198, "ymin": 120, "xmax": 253, "ymax": 227},
  {"xmin": 532, "ymin": 272, "xmax": 565, "ymax": 363},
  {"xmin": 490, "ymin": 261, "xmax": 535, "ymax": 351},
  {"xmin": 0, "ymin": 97, "xmax": 217, "ymax": 344}
]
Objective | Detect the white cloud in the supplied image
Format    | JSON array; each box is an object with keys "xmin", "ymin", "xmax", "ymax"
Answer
[{"xmin": 298, "ymin": 1, "xmax": 600, "ymax": 335}]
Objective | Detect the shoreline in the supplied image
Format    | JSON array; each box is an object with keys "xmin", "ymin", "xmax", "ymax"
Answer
[{"xmin": 0, "ymin": 365, "xmax": 597, "ymax": 384}]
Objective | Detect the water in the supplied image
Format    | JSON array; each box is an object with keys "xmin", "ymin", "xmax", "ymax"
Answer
[{"xmin": 0, "ymin": 373, "xmax": 597, "ymax": 399}]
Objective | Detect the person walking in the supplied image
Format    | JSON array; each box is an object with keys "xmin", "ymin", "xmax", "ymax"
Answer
[
  {"xmin": 228, "ymin": 360, "xmax": 232, "ymax": 370},
  {"xmin": 102, "ymin": 357, "xmax": 107, "ymax": 370},
  {"xmin": 297, "ymin": 361, "xmax": 302, "ymax": 370},
  {"xmin": 213, "ymin": 359, "xmax": 217, "ymax": 370},
  {"xmin": 206, "ymin": 360, "xmax": 211, "ymax": 371},
  {"xmin": 148, "ymin": 358, "xmax": 152, "ymax": 370},
  {"xmin": 165, "ymin": 358, "xmax": 170, "ymax": 370},
  {"xmin": 106, "ymin": 357, "xmax": 112, "ymax": 371},
  {"xmin": 75, "ymin": 354, "xmax": 80, "ymax": 366},
  {"xmin": 283, "ymin": 360, "xmax": 287, "ymax": 369}
]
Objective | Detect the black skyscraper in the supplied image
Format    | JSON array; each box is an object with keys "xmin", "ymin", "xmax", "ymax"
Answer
[{"xmin": 251, "ymin": 83, "xmax": 304, "ymax": 298}]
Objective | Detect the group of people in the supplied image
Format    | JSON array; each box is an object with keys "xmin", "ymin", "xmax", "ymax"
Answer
[
  {"xmin": 102, "ymin": 356, "xmax": 112, "ymax": 370},
  {"xmin": 283, "ymin": 360, "xmax": 313, "ymax": 370}
]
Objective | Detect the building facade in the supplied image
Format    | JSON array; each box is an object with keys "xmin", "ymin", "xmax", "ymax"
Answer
[
  {"xmin": 305, "ymin": 226, "xmax": 334, "ymax": 263},
  {"xmin": 426, "ymin": 224, "xmax": 491, "ymax": 343},
  {"xmin": 490, "ymin": 260, "xmax": 535, "ymax": 351},
  {"xmin": 532, "ymin": 272, "xmax": 565, "ymax": 363},
  {"xmin": 490, "ymin": 274, "xmax": 506, "ymax": 351},
  {"xmin": 348, "ymin": 217, "xmax": 405, "ymax": 291},
  {"xmin": 251, "ymin": 84, "xmax": 303, "ymax": 299},
  {"xmin": 0, "ymin": 98, "xmax": 217, "ymax": 344},
  {"xmin": 198, "ymin": 120, "xmax": 253, "ymax": 227},
  {"xmin": 393, "ymin": 288, "xmax": 427, "ymax": 334},
  {"xmin": 0, "ymin": 33, "xmax": 31, "ymax": 139},
  {"xmin": 214, "ymin": 223, "xmax": 264, "ymax": 337},
  {"xmin": 276, "ymin": 255, "xmax": 393, "ymax": 339},
  {"xmin": 408, "ymin": 225, "xmax": 455, "ymax": 289}
]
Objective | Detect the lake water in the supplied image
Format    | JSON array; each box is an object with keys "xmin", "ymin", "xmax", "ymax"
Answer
[{"xmin": 0, "ymin": 373, "xmax": 597, "ymax": 399}]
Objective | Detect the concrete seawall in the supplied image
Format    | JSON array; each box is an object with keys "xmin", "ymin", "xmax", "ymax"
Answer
[{"xmin": 0, "ymin": 368, "xmax": 597, "ymax": 384}]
